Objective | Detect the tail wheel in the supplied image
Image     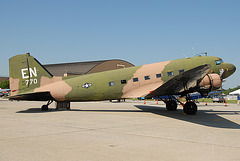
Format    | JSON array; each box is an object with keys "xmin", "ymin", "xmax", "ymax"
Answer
[
  {"xmin": 41, "ymin": 105, "xmax": 48, "ymax": 111},
  {"xmin": 166, "ymin": 100, "xmax": 177, "ymax": 111},
  {"xmin": 183, "ymin": 102, "xmax": 197, "ymax": 115}
]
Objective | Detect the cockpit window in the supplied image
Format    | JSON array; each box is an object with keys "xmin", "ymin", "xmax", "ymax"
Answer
[{"xmin": 215, "ymin": 59, "xmax": 224, "ymax": 65}]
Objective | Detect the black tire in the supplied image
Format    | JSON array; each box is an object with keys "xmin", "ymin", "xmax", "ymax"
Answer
[
  {"xmin": 166, "ymin": 100, "xmax": 177, "ymax": 111},
  {"xmin": 183, "ymin": 102, "xmax": 197, "ymax": 115},
  {"xmin": 41, "ymin": 105, "xmax": 48, "ymax": 111}
]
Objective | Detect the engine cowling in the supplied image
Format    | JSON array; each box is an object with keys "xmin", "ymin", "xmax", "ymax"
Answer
[{"xmin": 199, "ymin": 73, "xmax": 222, "ymax": 91}]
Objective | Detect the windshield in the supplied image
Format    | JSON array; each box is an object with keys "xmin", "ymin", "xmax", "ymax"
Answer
[{"xmin": 215, "ymin": 59, "xmax": 224, "ymax": 65}]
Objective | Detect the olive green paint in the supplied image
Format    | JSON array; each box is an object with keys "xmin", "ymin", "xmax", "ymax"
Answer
[
  {"xmin": 161, "ymin": 56, "xmax": 223, "ymax": 82},
  {"xmin": 9, "ymin": 54, "xmax": 52, "ymax": 95},
  {"xmin": 63, "ymin": 66, "xmax": 142, "ymax": 101}
]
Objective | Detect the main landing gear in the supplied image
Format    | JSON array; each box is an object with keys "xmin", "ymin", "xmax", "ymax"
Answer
[
  {"xmin": 183, "ymin": 94, "xmax": 198, "ymax": 115},
  {"xmin": 41, "ymin": 100, "xmax": 53, "ymax": 111},
  {"xmin": 163, "ymin": 95, "xmax": 198, "ymax": 115},
  {"xmin": 161, "ymin": 96, "xmax": 178, "ymax": 111},
  {"xmin": 183, "ymin": 101, "xmax": 197, "ymax": 115},
  {"xmin": 166, "ymin": 100, "xmax": 177, "ymax": 111}
]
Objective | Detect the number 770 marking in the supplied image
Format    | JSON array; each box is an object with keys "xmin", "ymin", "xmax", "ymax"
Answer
[{"xmin": 25, "ymin": 79, "xmax": 38, "ymax": 85}]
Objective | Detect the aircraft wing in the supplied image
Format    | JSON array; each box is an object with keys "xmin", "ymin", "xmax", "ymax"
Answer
[
  {"xmin": 122, "ymin": 64, "xmax": 211, "ymax": 99},
  {"xmin": 146, "ymin": 64, "xmax": 211, "ymax": 98}
]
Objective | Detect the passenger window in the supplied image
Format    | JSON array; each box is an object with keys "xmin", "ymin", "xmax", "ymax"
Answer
[
  {"xmin": 121, "ymin": 80, "xmax": 127, "ymax": 84},
  {"xmin": 156, "ymin": 73, "xmax": 162, "ymax": 78},
  {"xmin": 133, "ymin": 77, "xmax": 138, "ymax": 82},
  {"xmin": 109, "ymin": 81, "xmax": 115, "ymax": 86},
  {"xmin": 167, "ymin": 71, "xmax": 174, "ymax": 76},
  {"xmin": 144, "ymin": 75, "xmax": 150, "ymax": 80},
  {"xmin": 179, "ymin": 70, "xmax": 184, "ymax": 74}
]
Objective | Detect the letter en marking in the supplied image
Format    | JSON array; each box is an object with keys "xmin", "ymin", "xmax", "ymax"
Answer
[
  {"xmin": 29, "ymin": 67, "xmax": 37, "ymax": 78},
  {"xmin": 21, "ymin": 68, "xmax": 29, "ymax": 79}
]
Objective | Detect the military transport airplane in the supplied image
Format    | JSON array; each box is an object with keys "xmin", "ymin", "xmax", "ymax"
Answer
[{"xmin": 9, "ymin": 53, "xmax": 236, "ymax": 115}]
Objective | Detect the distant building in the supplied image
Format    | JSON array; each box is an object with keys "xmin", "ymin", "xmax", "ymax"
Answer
[
  {"xmin": 2, "ymin": 59, "xmax": 134, "ymax": 80},
  {"xmin": 227, "ymin": 89, "xmax": 240, "ymax": 100},
  {"xmin": 0, "ymin": 77, "xmax": 8, "ymax": 82},
  {"xmin": 229, "ymin": 89, "xmax": 240, "ymax": 95},
  {"xmin": 43, "ymin": 59, "xmax": 134, "ymax": 77}
]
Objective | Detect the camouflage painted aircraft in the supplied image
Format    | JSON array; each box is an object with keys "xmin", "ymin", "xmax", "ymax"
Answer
[{"xmin": 9, "ymin": 53, "xmax": 236, "ymax": 115}]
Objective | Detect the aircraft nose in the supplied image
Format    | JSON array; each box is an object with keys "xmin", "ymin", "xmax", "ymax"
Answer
[
  {"xmin": 222, "ymin": 63, "xmax": 236, "ymax": 78},
  {"xmin": 228, "ymin": 63, "xmax": 236, "ymax": 74}
]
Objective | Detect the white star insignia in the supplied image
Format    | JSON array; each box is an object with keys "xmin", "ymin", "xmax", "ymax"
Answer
[{"xmin": 82, "ymin": 83, "xmax": 92, "ymax": 89}]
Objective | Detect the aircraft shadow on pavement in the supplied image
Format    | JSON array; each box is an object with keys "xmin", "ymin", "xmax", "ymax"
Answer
[
  {"xmin": 17, "ymin": 105, "xmax": 240, "ymax": 129},
  {"xmin": 17, "ymin": 108, "xmax": 141, "ymax": 113},
  {"xmin": 16, "ymin": 108, "xmax": 61, "ymax": 113},
  {"xmin": 135, "ymin": 105, "xmax": 240, "ymax": 129}
]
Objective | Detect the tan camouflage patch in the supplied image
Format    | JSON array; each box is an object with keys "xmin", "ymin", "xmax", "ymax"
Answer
[
  {"xmin": 122, "ymin": 61, "xmax": 171, "ymax": 98},
  {"xmin": 34, "ymin": 76, "xmax": 72, "ymax": 101},
  {"xmin": 9, "ymin": 77, "xmax": 20, "ymax": 96}
]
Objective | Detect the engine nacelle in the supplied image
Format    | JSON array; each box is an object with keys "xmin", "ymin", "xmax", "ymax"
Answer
[{"xmin": 199, "ymin": 74, "xmax": 222, "ymax": 91}]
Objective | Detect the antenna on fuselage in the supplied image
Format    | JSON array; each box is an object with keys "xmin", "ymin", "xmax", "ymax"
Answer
[
  {"xmin": 196, "ymin": 52, "xmax": 208, "ymax": 57},
  {"xmin": 192, "ymin": 46, "xmax": 196, "ymax": 55},
  {"xmin": 182, "ymin": 53, "xmax": 188, "ymax": 58}
]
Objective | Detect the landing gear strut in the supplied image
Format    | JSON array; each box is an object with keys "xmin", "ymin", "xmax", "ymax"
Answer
[{"xmin": 41, "ymin": 100, "xmax": 53, "ymax": 111}]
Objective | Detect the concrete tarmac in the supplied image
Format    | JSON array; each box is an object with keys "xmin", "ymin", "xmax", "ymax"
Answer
[{"xmin": 0, "ymin": 99, "xmax": 240, "ymax": 161}]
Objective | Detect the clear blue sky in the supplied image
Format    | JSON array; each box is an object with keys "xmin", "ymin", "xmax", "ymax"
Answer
[{"xmin": 0, "ymin": 0, "xmax": 239, "ymax": 89}]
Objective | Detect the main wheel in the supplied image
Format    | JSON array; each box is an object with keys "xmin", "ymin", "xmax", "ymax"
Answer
[
  {"xmin": 166, "ymin": 100, "xmax": 177, "ymax": 111},
  {"xmin": 183, "ymin": 102, "xmax": 197, "ymax": 115},
  {"xmin": 41, "ymin": 105, "xmax": 48, "ymax": 111}
]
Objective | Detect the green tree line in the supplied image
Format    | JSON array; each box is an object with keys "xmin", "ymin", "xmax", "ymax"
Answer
[
  {"xmin": 222, "ymin": 86, "xmax": 240, "ymax": 95},
  {"xmin": 0, "ymin": 80, "xmax": 9, "ymax": 89}
]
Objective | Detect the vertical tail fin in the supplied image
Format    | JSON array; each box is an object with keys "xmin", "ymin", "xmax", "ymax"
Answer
[{"xmin": 9, "ymin": 53, "xmax": 53, "ymax": 96}]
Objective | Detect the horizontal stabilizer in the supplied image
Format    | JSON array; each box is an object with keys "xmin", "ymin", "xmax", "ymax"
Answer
[{"xmin": 8, "ymin": 92, "xmax": 54, "ymax": 101}]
